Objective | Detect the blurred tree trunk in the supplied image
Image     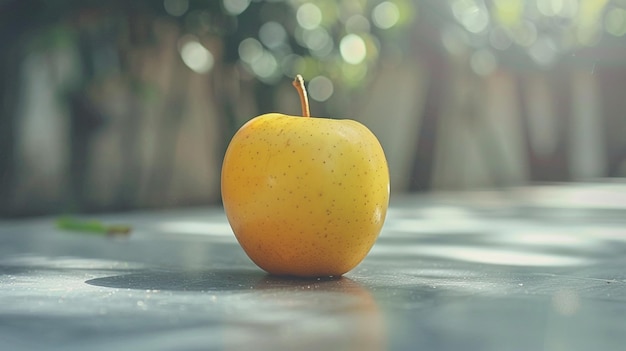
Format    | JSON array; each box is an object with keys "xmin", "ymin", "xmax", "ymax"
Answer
[
  {"xmin": 408, "ymin": 52, "xmax": 446, "ymax": 192},
  {"xmin": 597, "ymin": 67, "xmax": 626, "ymax": 177},
  {"xmin": 408, "ymin": 5, "xmax": 449, "ymax": 192},
  {"xmin": 0, "ymin": 0, "xmax": 37, "ymax": 216},
  {"xmin": 517, "ymin": 69, "xmax": 572, "ymax": 182},
  {"xmin": 0, "ymin": 43, "xmax": 20, "ymax": 216}
]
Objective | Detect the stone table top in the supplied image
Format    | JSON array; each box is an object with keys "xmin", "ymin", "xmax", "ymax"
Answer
[{"xmin": 2, "ymin": 182, "xmax": 626, "ymax": 350}]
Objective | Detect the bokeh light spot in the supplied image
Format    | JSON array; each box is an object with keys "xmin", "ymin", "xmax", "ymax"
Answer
[
  {"xmin": 470, "ymin": 49, "xmax": 497, "ymax": 76},
  {"xmin": 164, "ymin": 0, "xmax": 189, "ymax": 17},
  {"xmin": 259, "ymin": 21, "xmax": 288, "ymax": 49},
  {"xmin": 238, "ymin": 38, "xmax": 263, "ymax": 64},
  {"xmin": 528, "ymin": 37, "xmax": 558, "ymax": 66},
  {"xmin": 280, "ymin": 54, "xmax": 301, "ymax": 77},
  {"xmin": 223, "ymin": 0, "xmax": 251, "ymax": 16},
  {"xmin": 491, "ymin": 0, "xmax": 523, "ymax": 27},
  {"xmin": 512, "ymin": 20, "xmax": 538, "ymax": 47},
  {"xmin": 303, "ymin": 27, "xmax": 333, "ymax": 58},
  {"xmin": 341, "ymin": 62, "xmax": 368, "ymax": 85},
  {"xmin": 537, "ymin": 0, "xmax": 578, "ymax": 18},
  {"xmin": 605, "ymin": 8, "xmax": 626, "ymax": 37},
  {"xmin": 179, "ymin": 39, "xmax": 214, "ymax": 74},
  {"xmin": 537, "ymin": 0, "xmax": 557, "ymax": 17},
  {"xmin": 251, "ymin": 51, "xmax": 278, "ymax": 80},
  {"xmin": 372, "ymin": 1, "xmax": 400, "ymax": 29},
  {"xmin": 452, "ymin": 0, "xmax": 490, "ymax": 33},
  {"xmin": 308, "ymin": 76, "xmax": 334, "ymax": 102},
  {"xmin": 340, "ymin": 34, "xmax": 367, "ymax": 65},
  {"xmin": 440, "ymin": 26, "xmax": 469, "ymax": 56},
  {"xmin": 560, "ymin": 0, "xmax": 579, "ymax": 18},
  {"xmin": 297, "ymin": 3, "xmax": 323, "ymax": 30}
]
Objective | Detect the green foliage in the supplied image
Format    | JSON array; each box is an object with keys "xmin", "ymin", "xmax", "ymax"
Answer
[{"xmin": 56, "ymin": 216, "xmax": 131, "ymax": 236}]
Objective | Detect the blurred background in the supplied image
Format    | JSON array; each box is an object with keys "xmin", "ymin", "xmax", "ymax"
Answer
[{"xmin": 0, "ymin": 0, "xmax": 625, "ymax": 218}]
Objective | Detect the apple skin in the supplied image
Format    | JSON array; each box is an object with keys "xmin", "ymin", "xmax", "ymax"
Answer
[{"xmin": 221, "ymin": 113, "xmax": 389, "ymax": 277}]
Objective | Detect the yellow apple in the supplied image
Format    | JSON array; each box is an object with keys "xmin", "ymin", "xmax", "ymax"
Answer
[{"xmin": 221, "ymin": 75, "xmax": 389, "ymax": 277}]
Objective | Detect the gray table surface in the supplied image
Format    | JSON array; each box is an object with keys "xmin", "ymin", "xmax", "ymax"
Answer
[{"xmin": 2, "ymin": 182, "xmax": 626, "ymax": 351}]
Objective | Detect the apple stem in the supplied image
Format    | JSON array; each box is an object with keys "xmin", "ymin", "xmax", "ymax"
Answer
[{"xmin": 292, "ymin": 74, "xmax": 310, "ymax": 117}]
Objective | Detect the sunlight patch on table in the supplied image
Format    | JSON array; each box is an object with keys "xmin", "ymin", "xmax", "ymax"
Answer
[
  {"xmin": 371, "ymin": 244, "xmax": 592, "ymax": 267},
  {"xmin": 158, "ymin": 221, "xmax": 233, "ymax": 236}
]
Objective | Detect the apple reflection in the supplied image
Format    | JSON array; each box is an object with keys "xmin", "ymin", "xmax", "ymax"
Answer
[{"xmin": 223, "ymin": 276, "xmax": 386, "ymax": 351}]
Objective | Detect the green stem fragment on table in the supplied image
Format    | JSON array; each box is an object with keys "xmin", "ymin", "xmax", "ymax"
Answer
[{"xmin": 56, "ymin": 217, "xmax": 132, "ymax": 237}]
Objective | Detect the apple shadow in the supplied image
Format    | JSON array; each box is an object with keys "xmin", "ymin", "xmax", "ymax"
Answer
[
  {"xmin": 86, "ymin": 269, "xmax": 267, "ymax": 291},
  {"xmin": 86, "ymin": 268, "xmax": 349, "ymax": 292},
  {"xmin": 85, "ymin": 269, "xmax": 386, "ymax": 349}
]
